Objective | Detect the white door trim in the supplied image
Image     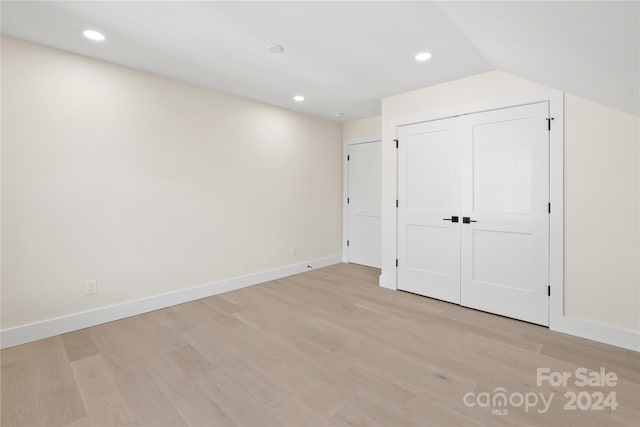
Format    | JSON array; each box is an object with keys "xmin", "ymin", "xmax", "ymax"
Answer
[{"xmin": 343, "ymin": 136, "xmax": 382, "ymax": 264}]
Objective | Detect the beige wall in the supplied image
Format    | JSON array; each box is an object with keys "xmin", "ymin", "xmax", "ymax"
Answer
[
  {"xmin": 342, "ymin": 116, "xmax": 381, "ymax": 141},
  {"xmin": 563, "ymin": 95, "xmax": 639, "ymax": 328},
  {"xmin": 1, "ymin": 37, "xmax": 343, "ymax": 329},
  {"xmin": 382, "ymin": 70, "xmax": 639, "ymax": 332}
]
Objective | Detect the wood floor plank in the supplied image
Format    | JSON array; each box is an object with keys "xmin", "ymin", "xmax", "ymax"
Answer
[
  {"xmin": 213, "ymin": 350, "xmax": 290, "ymax": 409},
  {"xmin": 1, "ymin": 343, "xmax": 33, "ymax": 367},
  {"xmin": 1, "ymin": 359, "xmax": 40, "ymax": 427},
  {"xmin": 87, "ymin": 322, "xmax": 131, "ymax": 352},
  {"xmin": 179, "ymin": 326, "xmax": 226, "ymax": 362},
  {"xmin": 405, "ymin": 394, "xmax": 485, "ymax": 427},
  {"xmin": 328, "ymin": 403, "xmax": 382, "ymax": 427},
  {"xmin": 143, "ymin": 352, "xmax": 207, "ymax": 409},
  {"xmin": 161, "ymin": 307, "xmax": 196, "ymax": 333},
  {"xmin": 63, "ymin": 417, "xmax": 91, "ymax": 427},
  {"xmin": 201, "ymin": 294, "xmax": 242, "ymax": 315},
  {"xmin": 270, "ymin": 397, "xmax": 330, "ymax": 427},
  {"xmin": 232, "ymin": 307, "xmax": 351, "ymax": 367},
  {"xmin": 61, "ymin": 330, "xmax": 98, "ymax": 363},
  {"xmin": 176, "ymin": 394, "xmax": 235, "ymax": 427},
  {"xmin": 125, "ymin": 312, "xmax": 188, "ymax": 354},
  {"xmin": 338, "ymin": 364, "xmax": 416, "ymax": 405},
  {"xmin": 196, "ymin": 368, "xmax": 283, "ymax": 426},
  {"xmin": 168, "ymin": 344, "xmax": 216, "ymax": 379},
  {"xmin": 70, "ymin": 354, "xmax": 137, "ymax": 426},
  {"xmin": 233, "ymin": 309, "xmax": 355, "ymax": 375},
  {"xmin": 33, "ymin": 337, "xmax": 76, "ymax": 393},
  {"xmin": 37, "ymin": 383, "xmax": 87, "ymax": 427},
  {"xmin": 110, "ymin": 368, "xmax": 188, "ymax": 427}
]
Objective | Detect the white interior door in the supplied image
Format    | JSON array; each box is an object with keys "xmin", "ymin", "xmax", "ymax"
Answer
[
  {"xmin": 397, "ymin": 118, "xmax": 462, "ymax": 304},
  {"xmin": 460, "ymin": 102, "xmax": 550, "ymax": 325},
  {"xmin": 347, "ymin": 141, "xmax": 381, "ymax": 268}
]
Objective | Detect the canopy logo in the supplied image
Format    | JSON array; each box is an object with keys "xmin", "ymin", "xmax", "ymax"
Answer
[{"xmin": 463, "ymin": 387, "xmax": 554, "ymax": 416}]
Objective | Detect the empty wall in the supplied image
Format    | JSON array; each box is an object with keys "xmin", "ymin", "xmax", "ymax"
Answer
[
  {"xmin": 563, "ymin": 95, "xmax": 639, "ymax": 328},
  {"xmin": 342, "ymin": 116, "xmax": 381, "ymax": 141},
  {"xmin": 1, "ymin": 37, "xmax": 343, "ymax": 330}
]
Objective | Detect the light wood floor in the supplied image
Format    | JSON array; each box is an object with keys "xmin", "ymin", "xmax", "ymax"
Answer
[{"xmin": 2, "ymin": 263, "xmax": 639, "ymax": 426}]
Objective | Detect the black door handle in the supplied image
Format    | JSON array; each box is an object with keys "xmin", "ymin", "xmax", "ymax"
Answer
[
  {"xmin": 443, "ymin": 216, "xmax": 459, "ymax": 223},
  {"xmin": 462, "ymin": 217, "xmax": 477, "ymax": 224}
]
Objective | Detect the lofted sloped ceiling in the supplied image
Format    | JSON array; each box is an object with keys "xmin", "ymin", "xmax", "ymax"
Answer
[
  {"xmin": 1, "ymin": 1, "xmax": 638, "ymax": 121},
  {"xmin": 437, "ymin": 1, "xmax": 640, "ymax": 116}
]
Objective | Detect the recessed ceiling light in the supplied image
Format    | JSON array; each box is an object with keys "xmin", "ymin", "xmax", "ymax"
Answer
[
  {"xmin": 415, "ymin": 51, "xmax": 432, "ymax": 62},
  {"xmin": 266, "ymin": 44, "xmax": 284, "ymax": 54},
  {"xmin": 83, "ymin": 30, "xmax": 106, "ymax": 42},
  {"xmin": 334, "ymin": 112, "xmax": 344, "ymax": 118},
  {"xmin": 293, "ymin": 95, "xmax": 305, "ymax": 102}
]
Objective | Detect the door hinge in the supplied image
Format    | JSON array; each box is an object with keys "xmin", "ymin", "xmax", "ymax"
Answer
[
  {"xmin": 394, "ymin": 139, "xmax": 398, "ymax": 148},
  {"xmin": 395, "ymin": 258, "xmax": 398, "ymax": 267},
  {"xmin": 347, "ymin": 240, "xmax": 350, "ymax": 247},
  {"xmin": 396, "ymin": 199, "xmax": 398, "ymax": 208},
  {"xmin": 548, "ymin": 285, "xmax": 551, "ymax": 296},
  {"xmin": 347, "ymin": 155, "xmax": 350, "ymax": 161},
  {"xmin": 548, "ymin": 202, "xmax": 551, "ymax": 213},
  {"xmin": 546, "ymin": 117, "xmax": 555, "ymax": 131}
]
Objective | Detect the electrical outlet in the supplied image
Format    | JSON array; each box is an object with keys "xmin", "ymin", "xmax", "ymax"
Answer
[
  {"xmin": 290, "ymin": 246, "xmax": 296, "ymax": 256},
  {"xmin": 85, "ymin": 280, "xmax": 97, "ymax": 296}
]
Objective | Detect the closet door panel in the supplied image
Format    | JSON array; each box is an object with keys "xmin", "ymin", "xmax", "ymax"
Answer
[
  {"xmin": 397, "ymin": 118, "xmax": 462, "ymax": 304},
  {"xmin": 460, "ymin": 102, "xmax": 550, "ymax": 326}
]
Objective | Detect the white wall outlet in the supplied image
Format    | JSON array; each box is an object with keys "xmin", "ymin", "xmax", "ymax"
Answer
[
  {"xmin": 290, "ymin": 246, "xmax": 296, "ymax": 256},
  {"xmin": 85, "ymin": 280, "xmax": 97, "ymax": 296}
]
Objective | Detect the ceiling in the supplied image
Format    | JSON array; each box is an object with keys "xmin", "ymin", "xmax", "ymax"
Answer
[
  {"xmin": 1, "ymin": 1, "xmax": 638, "ymax": 122},
  {"xmin": 437, "ymin": 1, "xmax": 639, "ymax": 117}
]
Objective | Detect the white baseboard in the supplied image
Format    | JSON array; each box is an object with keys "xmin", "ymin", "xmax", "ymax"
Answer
[
  {"xmin": 551, "ymin": 315, "xmax": 640, "ymax": 352},
  {"xmin": 0, "ymin": 255, "xmax": 342, "ymax": 349},
  {"xmin": 379, "ymin": 274, "xmax": 395, "ymax": 290}
]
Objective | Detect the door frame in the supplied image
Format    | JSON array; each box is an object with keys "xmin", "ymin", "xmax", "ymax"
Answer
[
  {"xmin": 389, "ymin": 90, "xmax": 564, "ymax": 328},
  {"xmin": 343, "ymin": 136, "xmax": 382, "ymax": 264}
]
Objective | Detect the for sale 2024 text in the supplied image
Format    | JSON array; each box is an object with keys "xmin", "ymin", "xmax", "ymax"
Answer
[{"xmin": 537, "ymin": 367, "xmax": 618, "ymax": 411}]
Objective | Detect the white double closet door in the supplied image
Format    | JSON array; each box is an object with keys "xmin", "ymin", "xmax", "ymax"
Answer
[{"xmin": 397, "ymin": 102, "xmax": 550, "ymax": 326}]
